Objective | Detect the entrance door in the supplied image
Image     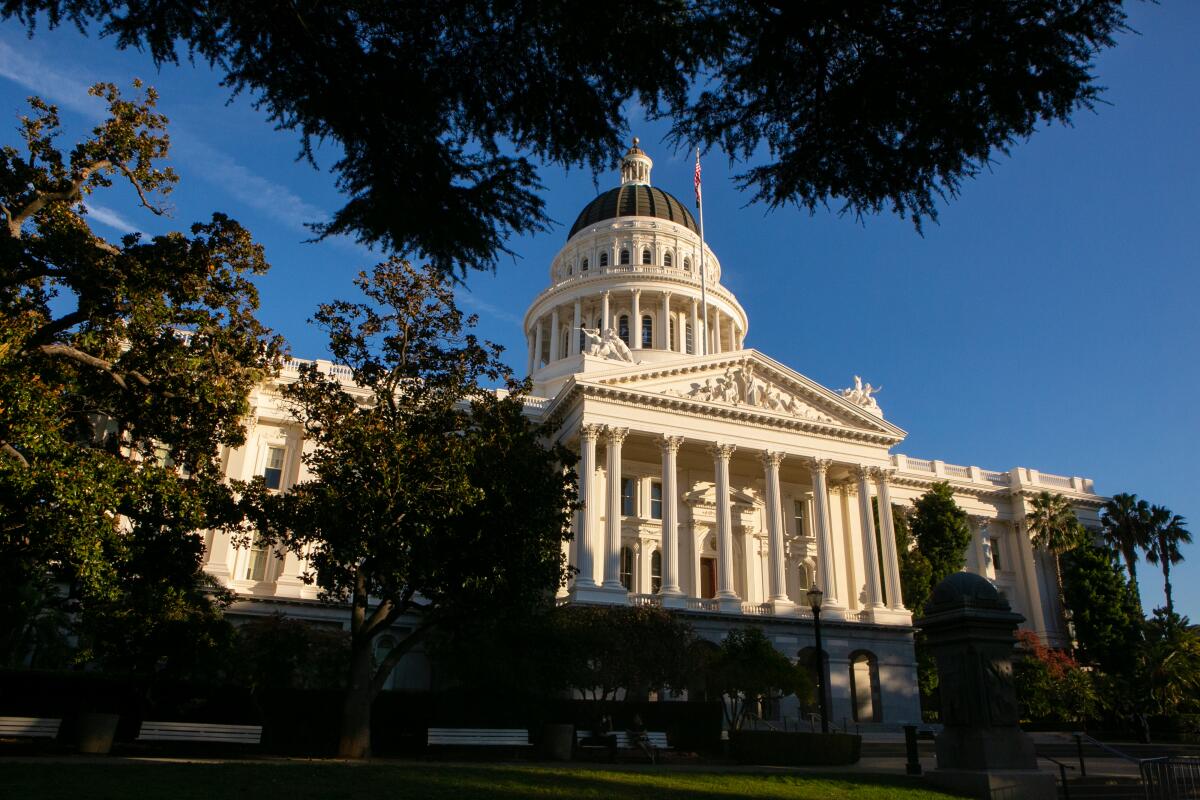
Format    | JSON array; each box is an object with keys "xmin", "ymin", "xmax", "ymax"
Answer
[{"xmin": 700, "ymin": 557, "xmax": 717, "ymax": 599}]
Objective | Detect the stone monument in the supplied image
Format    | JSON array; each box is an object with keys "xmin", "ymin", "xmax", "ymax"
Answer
[{"xmin": 917, "ymin": 571, "xmax": 1056, "ymax": 799}]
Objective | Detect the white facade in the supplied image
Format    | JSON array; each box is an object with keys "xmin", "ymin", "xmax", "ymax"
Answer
[{"xmin": 202, "ymin": 142, "xmax": 1105, "ymax": 724}]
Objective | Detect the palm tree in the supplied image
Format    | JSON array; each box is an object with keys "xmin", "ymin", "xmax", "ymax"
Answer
[
  {"xmin": 1026, "ymin": 491, "xmax": 1085, "ymax": 619},
  {"xmin": 1146, "ymin": 506, "xmax": 1192, "ymax": 621},
  {"xmin": 1100, "ymin": 492, "xmax": 1151, "ymax": 601}
]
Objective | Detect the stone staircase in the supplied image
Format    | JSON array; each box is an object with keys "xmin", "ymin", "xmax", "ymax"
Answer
[{"xmin": 1058, "ymin": 775, "xmax": 1144, "ymax": 800}]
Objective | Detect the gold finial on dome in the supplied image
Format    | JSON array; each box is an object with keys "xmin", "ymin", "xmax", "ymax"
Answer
[{"xmin": 620, "ymin": 136, "xmax": 653, "ymax": 186}]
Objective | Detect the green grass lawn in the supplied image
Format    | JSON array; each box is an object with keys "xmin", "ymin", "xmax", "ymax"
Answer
[{"xmin": 1, "ymin": 761, "xmax": 967, "ymax": 800}]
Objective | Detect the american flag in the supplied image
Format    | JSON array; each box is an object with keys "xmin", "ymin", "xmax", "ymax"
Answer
[{"xmin": 693, "ymin": 148, "xmax": 702, "ymax": 207}]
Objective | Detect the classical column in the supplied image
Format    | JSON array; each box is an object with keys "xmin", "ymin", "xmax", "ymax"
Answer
[
  {"xmin": 808, "ymin": 458, "xmax": 843, "ymax": 611},
  {"xmin": 714, "ymin": 310, "xmax": 723, "ymax": 353},
  {"xmin": 532, "ymin": 318, "xmax": 544, "ymax": 370},
  {"xmin": 874, "ymin": 469, "xmax": 905, "ymax": 610},
  {"xmin": 1014, "ymin": 517, "xmax": 1049, "ymax": 637},
  {"xmin": 855, "ymin": 466, "xmax": 885, "ymax": 609},
  {"xmin": 525, "ymin": 329, "xmax": 535, "ymax": 375},
  {"xmin": 760, "ymin": 451, "xmax": 790, "ymax": 609},
  {"xmin": 708, "ymin": 443, "xmax": 740, "ymax": 609},
  {"xmin": 573, "ymin": 424, "xmax": 602, "ymax": 589},
  {"xmin": 658, "ymin": 435, "xmax": 685, "ymax": 600},
  {"xmin": 602, "ymin": 426, "xmax": 630, "ymax": 590},
  {"xmin": 660, "ymin": 291, "xmax": 671, "ymax": 350},
  {"xmin": 549, "ymin": 307, "xmax": 560, "ymax": 361},
  {"xmin": 690, "ymin": 298, "xmax": 699, "ymax": 356},
  {"xmin": 631, "ymin": 289, "xmax": 641, "ymax": 349},
  {"xmin": 601, "ymin": 291, "xmax": 611, "ymax": 333},
  {"xmin": 571, "ymin": 300, "xmax": 581, "ymax": 356}
]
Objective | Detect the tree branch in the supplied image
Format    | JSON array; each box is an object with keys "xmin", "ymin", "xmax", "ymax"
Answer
[
  {"xmin": 35, "ymin": 343, "xmax": 152, "ymax": 392},
  {"xmin": 1, "ymin": 441, "xmax": 29, "ymax": 468},
  {"xmin": 117, "ymin": 162, "xmax": 165, "ymax": 216},
  {"xmin": 369, "ymin": 619, "xmax": 435, "ymax": 696},
  {"xmin": 7, "ymin": 159, "xmax": 113, "ymax": 237}
]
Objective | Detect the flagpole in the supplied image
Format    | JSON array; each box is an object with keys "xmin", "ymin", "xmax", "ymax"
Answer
[{"xmin": 695, "ymin": 147, "xmax": 708, "ymax": 357}]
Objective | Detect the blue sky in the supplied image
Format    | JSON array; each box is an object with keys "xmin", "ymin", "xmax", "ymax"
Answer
[{"xmin": 1, "ymin": 5, "xmax": 1196, "ymax": 618}]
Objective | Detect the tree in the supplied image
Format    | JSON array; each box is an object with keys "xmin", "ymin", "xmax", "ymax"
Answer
[
  {"xmin": 1145, "ymin": 506, "xmax": 1191, "ymax": 621},
  {"xmin": 0, "ymin": 83, "xmax": 280, "ymax": 673},
  {"xmin": 893, "ymin": 504, "xmax": 934, "ymax": 616},
  {"xmin": 1140, "ymin": 610, "xmax": 1200, "ymax": 720},
  {"xmin": 1060, "ymin": 543, "xmax": 1142, "ymax": 678},
  {"xmin": 6, "ymin": 2, "xmax": 1130, "ymax": 275},
  {"xmin": 1100, "ymin": 492, "xmax": 1151, "ymax": 609},
  {"xmin": 703, "ymin": 627, "xmax": 812, "ymax": 731},
  {"xmin": 246, "ymin": 259, "xmax": 576, "ymax": 758},
  {"xmin": 1026, "ymin": 491, "xmax": 1085, "ymax": 615},
  {"xmin": 1013, "ymin": 629, "xmax": 1099, "ymax": 724},
  {"xmin": 909, "ymin": 482, "xmax": 972, "ymax": 588}
]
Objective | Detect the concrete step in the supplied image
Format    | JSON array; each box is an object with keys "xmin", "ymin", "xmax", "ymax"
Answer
[{"xmin": 1059, "ymin": 776, "xmax": 1144, "ymax": 800}]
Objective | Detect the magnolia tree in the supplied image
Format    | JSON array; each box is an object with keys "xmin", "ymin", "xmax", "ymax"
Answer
[
  {"xmin": 0, "ymin": 83, "xmax": 280, "ymax": 672},
  {"xmin": 704, "ymin": 627, "xmax": 812, "ymax": 731},
  {"xmin": 246, "ymin": 260, "xmax": 576, "ymax": 758}
]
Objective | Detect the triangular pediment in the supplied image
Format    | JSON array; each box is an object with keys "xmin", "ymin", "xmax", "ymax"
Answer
[{"xmin": 577, "ymin": 350, "xmax": 906, "ymax": 442}]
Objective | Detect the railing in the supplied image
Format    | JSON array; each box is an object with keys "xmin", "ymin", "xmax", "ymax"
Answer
[
  {"xmin": 685, "ymin": 598, "xmax": 720, "ymax": 612},
  {"xmin": 1040, "ymin": 472, "xmax": 1074, "ymax": 489},
  {"xmin": 905, "ymin": 457, "xmax": 934, "ymax": 472},
  {"xmin": 1142, "ymin": 756, "xmax": 1200, "ymax": 799},
  {"xmin": 981, "ymin": 470, "xmax": 1010, "ymax": 485},
  {"xmin": 282, "ymin": 357, "xmax": 354, "ymax": 380},
  {"xmin": 1040, "ymin": 754, "xmax": 1077, "ymax": 800},
  {"xmin": 943, "ymin": 464, "xmax": 970, "ymax": 478},
  {"xmin": 629, "ymin": 593, "xmax": 662, "ymax": 608},
  {"xmin": 740, "ymin": 602, "xmax": 772, "ymax": 616}
]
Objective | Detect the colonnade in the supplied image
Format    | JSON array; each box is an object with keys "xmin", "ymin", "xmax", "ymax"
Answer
[
  {"xmin": 571, "ymin": 424, "xmax": 907, "ymax": 620},
  {"xmin": 527, "ymin": 289, "xmax": 745, "ymax": 372}
]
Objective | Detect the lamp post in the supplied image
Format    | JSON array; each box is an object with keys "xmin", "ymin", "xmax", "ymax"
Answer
[{"xmin": 806, "ymin": 586, "xmax": 830, "ymax": 734}]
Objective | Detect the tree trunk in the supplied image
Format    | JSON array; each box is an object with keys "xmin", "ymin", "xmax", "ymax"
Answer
[
  {"xmin": 1163, "ymin": 562, "xmax": 1174, "ymax": 620},
  {"xmin": 338, "ymin": 640, "xmax": 377, "ymax": 759}
]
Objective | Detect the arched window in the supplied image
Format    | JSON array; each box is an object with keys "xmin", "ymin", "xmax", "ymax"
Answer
[
  {"xmin": 581, "ymin": 257, "xmax": 589, "ymax": 271},
  {"xmin": 642, "ymin": 248, "xmax": 652, "ymax": 265},
  {"xmin": 620, "ymin": 546, "xmax": 634, "ymax": 591},
  {"xmin": 641, "ymin": 315, "xmax": 653, "ymax": 348},
  {"xmin": 618, "ymin": 315, "xmax": 630, "ymax": 345},
  {"xmin": 849, "ymin": 651, "xmax": 883, "ymax": 723},
  {"xmin": 599, "ymin": 252, "xmax": 608, "ymax": 267},
  {"xmin": 683, "ymin": 257, "xmax": 691, "ymax": 271},
  {"xmin": 685, "ymin": 323, "xmax": 694, "ymax": 355},
  {"xmin": 663, "ymin": 251, "xmax": 672, "ymax": 267},
  {"xmin": 619, "ymin": 248, "xmax": 630, "ymax": 265},
  {"xmin": 651, "ymin": 549, "xmax": 662, "ymax": 593}
]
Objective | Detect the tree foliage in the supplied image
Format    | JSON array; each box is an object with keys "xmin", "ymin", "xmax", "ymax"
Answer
[
  {"xmin": 4, "ymin": 1, "xmax": 1130, "ymax": 274},
  {"xmin": 1013, "ymin": 629, "xmax": 1099, "ymax": 724},
  {"xmin": 0, "ymin": 83, "xmax": 280, "ymax": 674},
  {"xmin": 702, "ymin": 627, "xmax": 812, "ymax": 730},
  {"xmin": 909, "ymin": 482, "xmax": 971, "ymax": 595},
  {"xmin": 1146, "ymin": 506, "xmax": 1191, "ymax": 622},
  {"xmin": 1061, "ymin": 543, "xmax": 1142, "ymax": 677},
  {"xmin": 1100, "ymin": 492, "xmax": 1152, "ymax": 605},
  {"xmin": 245, "ymin": 259, "xmax": 576, "ymax": 757}
]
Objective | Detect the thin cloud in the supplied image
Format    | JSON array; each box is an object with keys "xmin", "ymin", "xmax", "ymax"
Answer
[
  {"xmin": 83, "ymin": 202, "xmax": 145, "ymax": 236},
  {"xmin": 0, "ymin": 38, "xmax": 99, "ymax": 116},
  {"xmin": 457, "ymin": 291, "xmax": 523, "ymax": 327}
]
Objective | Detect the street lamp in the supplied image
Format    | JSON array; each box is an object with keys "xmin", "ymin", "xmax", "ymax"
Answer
[{"xmin": 806, "ymin": 585, "xmax": 830, "ymax": 734}]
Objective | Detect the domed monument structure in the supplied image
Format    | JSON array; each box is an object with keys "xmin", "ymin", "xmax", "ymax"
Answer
[{"xmin": 203, "ymin": 140, "xmax": 1107, "ymax": 727}]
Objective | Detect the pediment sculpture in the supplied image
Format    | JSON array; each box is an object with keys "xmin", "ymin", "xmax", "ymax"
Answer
[
  {"xmin": 581, "ymin": 327, "xmax": 635, "ymax": 362},
  {"xmin": 841, "ymin": 375, "xmax": 883, "ymax": 417},
  {"xmin": 666, "ymin": 364, "xmax": 836, "ymax": 423}
]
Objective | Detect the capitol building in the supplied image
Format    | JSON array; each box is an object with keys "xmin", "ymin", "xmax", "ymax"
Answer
[{"xmin": 203, "ymin": 142, "xmax": 1105, "ymax": 726}]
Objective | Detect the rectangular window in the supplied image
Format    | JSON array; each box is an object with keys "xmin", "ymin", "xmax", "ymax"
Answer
[
  {"xmin": 989, "ymin": 537, "xmax": 1002, "ymax": 571},
  {"xmin": 620, "ymin": 547, "xmax": 634, "ymax": 591},
  {"xmin": 651, "ymin": 550, "xmax": 662, "ymax": 593},
  {"xmin": 700, "ymin": 557, "xmax": 717, "ymax": 599},
  {"xmin": 685, "ymin": 323, "xmax": 694, "ymax": 354},
  {"xmin": 650, "ymin": 481, "xmax": 663, "ymax": 520},
  {"xmin": 641, "ymin": 316, "xmax": 653, "ymax": 348},
  {"xmin": 263, "ymin": 446, "xmax": 285, "ymax": 490},
  {"xmin": 793, "ymin": 499, "xmax": 805, "ymax": 536},
  {"xmin": 244, "ymin": 538, "xmax": 268, "ymax": 581},
  {"xmin": 621, "ymin": 477, "xmax": 635, "ymax": 517}
]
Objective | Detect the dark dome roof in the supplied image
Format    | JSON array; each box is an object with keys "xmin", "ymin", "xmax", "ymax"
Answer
[{"xmin": 568, "ymin": 184, "xmax": 698, "ymax": 239}]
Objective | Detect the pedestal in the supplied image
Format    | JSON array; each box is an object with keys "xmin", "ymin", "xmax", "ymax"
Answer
[{"xmin": 926, "ymin": 769, "xmax": 1057, "ymax": 800}]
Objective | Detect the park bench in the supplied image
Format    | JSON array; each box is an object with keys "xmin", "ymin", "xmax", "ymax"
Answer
[
  {"xmin": 136, "ymin": 721, "xmax": 262, "ymax": 745},
  {"xmin": 0, "ymin": 716, "xmax": 61, "ymax": 740},
  {"xmin": 576, "ymin": 729, "xmax": 670, "ymax": 762},
  {"xmin": 426, "ymin": 727, "xmax": 533, "ymax": 748}
]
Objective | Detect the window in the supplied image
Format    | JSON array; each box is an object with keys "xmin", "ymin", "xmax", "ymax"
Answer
[
  {"xmin": 618, "ymin": 315, "xmax": 630, "ymax": 345},
  {"xmin": 641, "ymin": 315, "xmax": 653, "ymax": 348},
  {"xmin": 685, "ymin": 323, "xmax": 694, "ymax": 354},
  {"xmin": 621, "ymin": 477, "xmax": 635, "ymax": 516},
  {"xmin": 651, "ymin": 550, "xmax": 662, "ymax": 593},
  {"xmin": 619, "ymin": 248, "xmax": 630, "ymax": 265},
  {"xmin": 683, "ymin": 257, "xmax": 691, "ymax": 271},
  {"xmin": 581, "ymin": 257, "xmax": 589, "ymax": 271},
  {"xmin": 599, "ymin": 252, "xmax": 608, "ymax": 267},
  {"xmin": 793, "ymin": 499, "xmax": 805, "ymax": 536},
  {"xmin": 642, "ymin": 248, "xmax": 652, "ymax": 265},
  {"xmin": 650, "ymin": 480, "xmax": 663, "ymax": 520},
  {"xmin": 263, "ymin": 446, "xmax": 285, "ymax": 490},
  {"xmin": 620, "ymin": 546, "xmax": 634, "ymax": 591},
  {"xmin": 244, "ymin": 537, "xmax": 269, "ymax": 581},
  {"xmin": 989, "ymin": 538, "xmax": 1002, "ymax": 571},
  {"xmin": 663, "ymin": 252, "xmax": 672, "ymax": 267}
]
